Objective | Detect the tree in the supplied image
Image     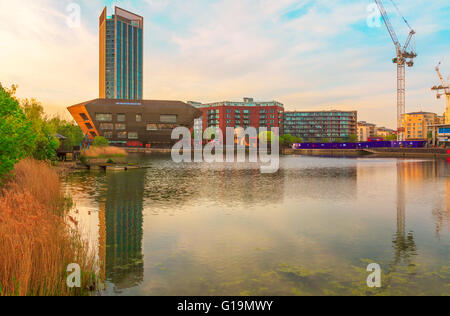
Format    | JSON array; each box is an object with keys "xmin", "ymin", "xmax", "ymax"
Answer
[
  {"xmin": 385, "ymin": 134, "xmax": 397, "ymax": 141},
  {"xmin": 280, "ymin": 134, "xmax": 296, "ymax": 147},
  {"xmin": 21, "ymin": 98, "xmax": 59, "ymax": 160},
  {"xmin": 0, "ymin": 84, "xmax": 35, "ymax": 180},
  {"xmin": 258, "ymin": 131, "xmax": 276, "ymax": 143},
  {"xmin": 92, "ymin": 136, "xmax": 109, "ymax": 147},
  {"xmin": 48, "ymin": 116, "xmax": 84, "ymax": 151},
  {"xmin": 348, "ymin": 134, "xmax": 358, "ymax": 143}
]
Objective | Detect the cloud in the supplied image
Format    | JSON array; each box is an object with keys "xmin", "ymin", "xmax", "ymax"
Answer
[{"xmin": 0, "ymin": 0, "xmax": 449, "ymax": 127}]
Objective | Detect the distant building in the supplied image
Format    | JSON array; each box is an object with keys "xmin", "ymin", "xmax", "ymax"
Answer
[
  {"xmin": 376, "ymin": 126, "xmax": 396, "ymax": 138},
  {"xmin": 99, "ymin": 7, "xmax": 143, "ymax": 100},
  {"xmin": 402, "ymin": 112, "xmax": 439, "ymax": 140},
  {"xmin": 357, "ymin": 121, "xmax": 376, "ymax": 142},
  {"xmin": 67, "ymin": 99, "xmax": 202, "ymax": 147},
  {"xmin": 190, "ymin": 97, "xmax": 284, "ymax": 139},
  {"xmin": 430, "ymin": 124, "xmax": 450, "ymax": 147},
  {"xmin": 283, "ymin": 110, "xmax": 357, "ymax": 141},
  {"xmin": 437, "ymin": 115, "xmax": 446, "ymax": 125}
]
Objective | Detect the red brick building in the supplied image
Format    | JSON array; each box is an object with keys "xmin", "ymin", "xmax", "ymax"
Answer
[{"xmin": 189, "ymin": 98, "xmax": 284, "ymax": 141}]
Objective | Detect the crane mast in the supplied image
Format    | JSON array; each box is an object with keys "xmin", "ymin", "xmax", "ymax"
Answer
[{"xmin": 374, "ymin": 0, "xmax": 417, "ymax": 141}]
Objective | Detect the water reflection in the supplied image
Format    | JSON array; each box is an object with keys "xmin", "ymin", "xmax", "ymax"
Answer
[
  {"xmin": 62, "ymin": 156, "xmax": 450, "ymax": 295},
  {"xmin": 98, "ymin": 171, "xmax": 145, "ymax": 293},
  {"xmin": 388, "ymin": 162, "xmax": 417, "ymax": 278}
]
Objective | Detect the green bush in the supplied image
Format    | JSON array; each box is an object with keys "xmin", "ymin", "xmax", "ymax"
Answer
[
  {"xmin": 92, "ymin": 136, "xmax": 109, "ymax": 147},
  {"xmin": 0, "ymin": 84, "xmax": 35, "ymax": 180}
]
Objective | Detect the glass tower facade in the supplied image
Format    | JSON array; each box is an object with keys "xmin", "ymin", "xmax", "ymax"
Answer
[{"xmin": 100, "ymin": 7, "xmax": 143, "ymax": 100}]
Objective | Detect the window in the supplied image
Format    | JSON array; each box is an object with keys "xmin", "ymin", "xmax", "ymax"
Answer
[
  {"xmin": 117, "ymin": 131, "xmax": 127, "ymax": 139},
  {"xmin": 117, "ymin": 114, "xmax": 126, "ymax": 122},
  {"xmin": 104, "ymin": 132, "xmax": 113, "ymax": 139},
  {"xmin": 136, "ymin": 114, "xmax": 142, "ymax": 122},
  {"xmin": 160, "ymin": 114, "xmax": 177, "ymax": 123},
  {"xmin": 115, "ymin": 123, "xmax": 126, "ymax": 130},
  {"xmin": 100, "ymin": 123, "xmax": 114, "ymax": 130},
  {"xmin": 128, "ymin": 132, "xmax": 138, "ymax": 139},
  {"xmin": 96, "ymin": 113, "xmax": 112, "ymax": 121},
  {"xmin": 79, "ymin": 113, "xmax": 89, "ymax": 121},
  {"xmin": 160, "ymin": 124, "xmax": 177, "ymax": 130},
  {"xmin": 147, "ymin": 124, "xmax": 158, "ymax": 131}
]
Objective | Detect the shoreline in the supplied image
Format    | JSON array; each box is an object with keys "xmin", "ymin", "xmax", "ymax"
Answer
[{"xmin": 282, "ymin": 148, "xmax": 450, "ymax": 159}]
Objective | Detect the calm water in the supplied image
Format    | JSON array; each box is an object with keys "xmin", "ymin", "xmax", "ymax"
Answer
[{"xmin": 63, "ymin": 155, "xmax": 450, "ymax": 296}]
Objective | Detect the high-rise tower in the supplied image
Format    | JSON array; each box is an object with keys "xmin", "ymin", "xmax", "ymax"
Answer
[{"xmin": 99, "ymin": 7, "xmax": 143, "ymax": 100}]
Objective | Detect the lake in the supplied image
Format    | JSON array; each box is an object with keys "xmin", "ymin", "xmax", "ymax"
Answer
[{"xmin": 62, "ymin": 154, "xmax": 449, "ymax": 296}]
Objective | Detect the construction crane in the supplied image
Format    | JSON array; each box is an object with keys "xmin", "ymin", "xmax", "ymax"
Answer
[
  {"xmin": 374, "ymin": 0, "xmax": 417, "ymax": 141},
  {"xmin": 431, "ymin": 62, "xmax": 450, "ymax": 124}
]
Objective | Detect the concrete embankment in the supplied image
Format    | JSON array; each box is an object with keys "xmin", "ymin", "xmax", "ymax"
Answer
[
  {"xmin": 282, "ymin": 147, "xmax": 450, "ymax": 159},
  {"xmin": 359, "ymin": 148, "xmax": 450, "ymax": 159},
  {"xmin": 125, "ymin": 148, "xmax": 173, "ymax": 154},
  {"xmin": 125, "ymin": 147, "xmax": 450, "ymax": 159},
  {"xmin": 283, "ymin": 148, "xmax": 365, "ymax": 157}
]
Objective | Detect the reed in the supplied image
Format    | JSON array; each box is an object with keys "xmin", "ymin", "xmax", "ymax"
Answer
[
  {"xmin": 82, "ymin": 146, "xmax": 127, "ymax": 159},
  {"xmin": 0, "ymin": 159, "xmax": 97, "ymax": 296}
]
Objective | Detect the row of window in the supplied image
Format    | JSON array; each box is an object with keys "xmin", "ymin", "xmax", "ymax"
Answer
[
  {"xmin": 104, "ymin": 131, "xmax": 138, "ymax": 140},
  {"xmin": 101, "ymin": 123, "xmax": 179, "ymax": 131},
  {"xmin": 103, "ymin": 124, "xmax": 180, "ymax": 140},
  {"xmin": 285, "ymin": 112, "xmax": 355, "ymax": 117},
  {"xmin": 95, "ymin": 113, "xmax": 177, "ymax": 123}
]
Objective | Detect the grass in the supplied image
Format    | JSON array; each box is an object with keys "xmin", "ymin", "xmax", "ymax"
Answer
[
  {"xmin": 0, "ymin": 159, "xmax": 97, "ymax": 296},
  {"xmin": 81, "ymin": 146, "xmax": 127, "ymax": 159}
]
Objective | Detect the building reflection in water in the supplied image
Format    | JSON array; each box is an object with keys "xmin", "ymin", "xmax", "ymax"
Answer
[
  {"xmin": 397, "ymin": 160, "xmax": 450, "ymax": 237},
  {"xmin": 390, "ymin": 161, "xmax": 417, "ymax": 271},
  {"xmin": 435, "ymin": 160, "xmax": 450, "ymax": 236},
  {"xmin": 98, "ymin": 170, "xmax": 145, "ymax": 293}
]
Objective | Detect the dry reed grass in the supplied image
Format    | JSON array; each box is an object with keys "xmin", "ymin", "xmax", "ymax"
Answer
[
  {"xmin": 82, "ymin": 146, "xmax": 127, "ymax": 158},
  {"xmin": 0, "ymin": 159, "xmax": 97, "ymax": 296}
]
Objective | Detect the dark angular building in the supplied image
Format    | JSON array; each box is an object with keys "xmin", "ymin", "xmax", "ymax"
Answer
[{"xmin": 68, "ymin": 99, "xmax": 202, "ymax": 147}]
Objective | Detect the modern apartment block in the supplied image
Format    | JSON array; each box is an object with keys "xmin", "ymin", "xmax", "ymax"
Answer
[
  {"xmin": 283, "ymin": 110, "xmax": 357, "ymax": 141},
  {"xmin": 357, "ymin": 121, "xmax": 377, "ymax": 142},
  {"xmin": 68, "ymin": 99, "xmax": 202, "ymax": 147},
  {"xmin": 402, "ymin": 111, "xmax": 439, "ymax": 140},
  {"xmin": 190, "ymin": 97, "xmax": 285, "ymax": 137},
  {"xmin": 99, "ymin": 7, "xmax": 143, "ymax": 100}
]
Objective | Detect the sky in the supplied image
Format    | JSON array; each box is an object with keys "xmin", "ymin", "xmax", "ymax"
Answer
[{"xmin": 0, "ymin": 0, "xmax": 449, "ymax": 128}]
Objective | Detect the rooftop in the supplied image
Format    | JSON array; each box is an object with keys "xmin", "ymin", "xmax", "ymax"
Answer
[
  {"xmin": 405, "ymin": 111, "xmax": 436, "ymax": 115},
  {"xmin": 68, "ymin": 98, "xmax": 200, "ymax": 112},
  {"xmin": 190, "ymin": 97, "xmax": 284, "ymax": 109}
]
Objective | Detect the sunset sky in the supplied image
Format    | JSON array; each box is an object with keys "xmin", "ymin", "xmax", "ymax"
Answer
[{"xmin": 1, "ymin": 0, "xmax": 449, "ymax": 127}]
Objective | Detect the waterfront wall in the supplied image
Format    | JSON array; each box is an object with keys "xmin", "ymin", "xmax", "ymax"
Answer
[
  {"xmin": 292, "ymin": 140, "xmax": 427, "ymax": 150},
  {"xmin": 284, "ymin": 147, "xmax": 450, "ymax": 159}
]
